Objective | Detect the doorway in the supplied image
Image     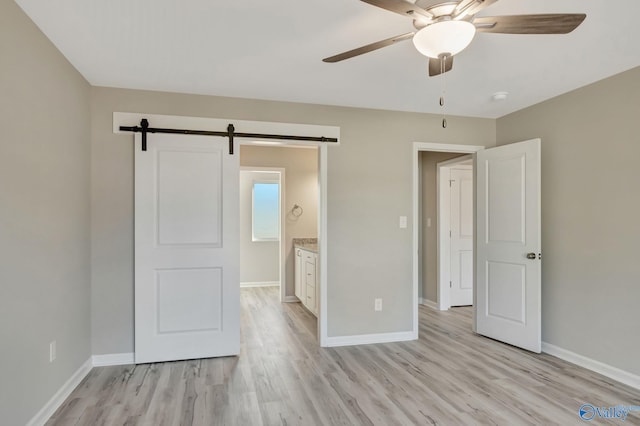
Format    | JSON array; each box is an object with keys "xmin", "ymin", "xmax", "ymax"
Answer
[
  {"xmin": 412, "ymin": 142, "xmax": 484, "ymax": 335},
  {"xmin": 239, "ymin": 168, "xmax": 286, "ymax": 301},
  {"xmin": 412, "ymin": 140, "xmax": 543, "ymax": 354},
  {"xmin": 239, "ymin": 144, "xmax": 322, "ymax": 342}
]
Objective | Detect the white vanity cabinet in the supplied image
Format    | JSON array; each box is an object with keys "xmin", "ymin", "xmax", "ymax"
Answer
[
  {"xmin": 294, "ymin": 248, "xmax": 303, "ymax": 300},
  {"xmin": 294, "ymin": 247, "xmax": 318, "ymax": 316}
]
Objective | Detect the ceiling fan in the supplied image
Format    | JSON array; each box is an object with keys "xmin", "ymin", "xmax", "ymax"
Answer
[{"xmin": 323, "ymin": 0, "xmax": 586, "ymax": 76}]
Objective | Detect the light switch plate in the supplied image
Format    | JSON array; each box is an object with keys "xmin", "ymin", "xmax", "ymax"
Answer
[
  {"xmin": 399, "ymin": 216, "xmax": 407, "ymax": 228},
  {"xmin": 374, "ymin": 298, "xmax": 382, "ymax": 311}
]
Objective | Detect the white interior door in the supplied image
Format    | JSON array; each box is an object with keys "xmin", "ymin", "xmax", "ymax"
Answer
[
  {"xmin": 135, "ymin": 133, "xmax": 240, "ymax": 364},
  {"xmin": 450, "ymin": 167, "xmax": 473, "ymax": 306},
  {"xmin": 476, "ymin": 139, "xmax": 541, "ymax": 353}
]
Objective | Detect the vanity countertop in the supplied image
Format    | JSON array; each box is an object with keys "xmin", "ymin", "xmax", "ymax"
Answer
[{"xmin": 293, "ymin": 238, "xmax": 318, "ymax": 253}]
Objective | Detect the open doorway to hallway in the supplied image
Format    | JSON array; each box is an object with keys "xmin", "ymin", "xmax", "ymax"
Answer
[
  {"xmin": 418, "ymin": 151, "xmax": 474, "ymax": 312},
  {"xmin": 239, "ymin": 144, "xmax": 320, "ymax": 341}
]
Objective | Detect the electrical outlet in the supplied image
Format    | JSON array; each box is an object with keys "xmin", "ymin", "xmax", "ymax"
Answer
[
  {"xmin": 49, "ymin": 340, "xmax": 56, "ymax": 363},
  {"xmin": 374, "ymin": 298, "xmax": 382, "ymax": 311}
]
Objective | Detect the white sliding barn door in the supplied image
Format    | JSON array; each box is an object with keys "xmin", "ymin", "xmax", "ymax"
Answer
[
  {"xmin": 476, "ymin": 139, "xmax": 541, "ymax": 353},
  {"xmin": 135, "ymin": 133, "xmax": 240, "ymax": 364}
]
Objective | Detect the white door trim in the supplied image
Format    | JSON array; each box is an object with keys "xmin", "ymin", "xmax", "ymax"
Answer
[
  {"xmin": 318, "ymin": 144, "xmax": 328, "ymax": 347},
  {"xmin": 412, "ymin": 142, "xmax": 485, "ymax": 337},
  {"xmin": 240, "ymin": 167, "xmax": 286, "ymax": 302},
  {"xmin": 115, "ymin": 112, "xmax": 337, "ymax": 348},
  {"xmin": 437, "ymin": 157, "xmax": 472, "ymax": 311}
]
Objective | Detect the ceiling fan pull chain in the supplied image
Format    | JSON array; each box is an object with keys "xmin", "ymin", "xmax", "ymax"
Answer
[{"xmin": 440, "ymin": 55, "xmax": 447, "ymax": 128}]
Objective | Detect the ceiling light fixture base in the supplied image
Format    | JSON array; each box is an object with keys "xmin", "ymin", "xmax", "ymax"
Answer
[{"xmin": 491, "ymin": 91, "xmax": 509, "ymax": 101}]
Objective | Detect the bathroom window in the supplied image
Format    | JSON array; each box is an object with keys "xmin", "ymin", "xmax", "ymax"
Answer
[{"xmin": 252, "ymin": 181, "xmax": 279, "ymax": 241}]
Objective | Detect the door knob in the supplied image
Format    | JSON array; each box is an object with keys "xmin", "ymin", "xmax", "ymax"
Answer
[{"xmin": 526, "ymin": 253, "xmax": 536, "ymax": 260}]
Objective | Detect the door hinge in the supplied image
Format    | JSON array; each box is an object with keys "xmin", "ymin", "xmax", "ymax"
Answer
[
  {"xmin": 227, "ymin": 124, "xmax": 235, "ymax": 155},
  {"xmin": 449, "ymin": 281, "xmax": 452, "ymax": 288},
  {"xmin": 449, "ymin": 179, "xmax": 455, "ymax": 187},
  {"xmin": 449, "ymin": 230, "xmax": 452, "ymax": 237}
]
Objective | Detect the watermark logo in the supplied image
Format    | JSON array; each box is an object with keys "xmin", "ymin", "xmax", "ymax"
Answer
[{"xmin": 579, "ymin": 404, "xmax": 640, "ymax": 421}]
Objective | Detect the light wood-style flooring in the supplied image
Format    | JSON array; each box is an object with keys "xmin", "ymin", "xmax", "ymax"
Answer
[{"xmin": 48, "ymin": 287, "xmax": 640, "ymax": 425}]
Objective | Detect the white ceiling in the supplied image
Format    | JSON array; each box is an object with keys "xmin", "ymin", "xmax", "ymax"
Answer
[{"xmin": 14, "ymin": 0, "xmax": 640, "ymax": 118}]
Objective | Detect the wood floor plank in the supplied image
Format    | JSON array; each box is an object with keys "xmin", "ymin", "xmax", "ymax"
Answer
[{"xmin": 47, "ymin": 287, "xmax": 640, "ymax": 425}]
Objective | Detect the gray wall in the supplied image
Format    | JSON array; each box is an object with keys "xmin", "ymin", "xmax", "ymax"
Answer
[
  {"xmin": 90, "ymin": 86, "xmax": 495, "ymax": 353},
  {"xmin": 239, "ymin": 170, "xmax": 280, "ymax": 284},
  {"xmin": 240, "ymin": 146, "xmax": 319, "ymax": 297},
  {"xmin": 420, "ymin": 152, "xmax": 467, "ymax": 302},
  {"xmin": 0, "ymin": 1, "xmax": 91, "ymax": 425},
  {"xmin": 497, "ymin": 66, "xmax": 640, "ymax": 375}
]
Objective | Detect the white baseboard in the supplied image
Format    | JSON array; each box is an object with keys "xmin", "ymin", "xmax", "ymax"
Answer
[
  {"xmin": 325, "ymin": 331, "xmax": 416, "ymax": 348},
  {"xmin": 92, "ymin": 352, "xmax": 135, "ymax": 367},
  {"xmin": 26, "ymin": 357, "xmax": 93, "ymax": 426},
  {"xmin": 240, "ymin": 281, "xmax": 279, "ymax": 288},
  {"xmin": 28, "ymin": 353, "xmax": 134, "ymax": 425},
  {"xmin": 283, "ymin": 296, "xmax": 299, "ymax": 303},
  {"xmin": 542, "ymin": 342, "xmax": 640, "ymax": 390},
  {"xmin": 419, "ymin": 298, "xmax": 439, "ymax": 310}
]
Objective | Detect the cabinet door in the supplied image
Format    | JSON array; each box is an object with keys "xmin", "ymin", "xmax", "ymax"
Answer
[
  {"xmin": 303, "ymin": 252, "xmax": 317, "ymax": 315},
  {"xmin": 294, "ymin": 249, "xmax": 303, "ymax": 300}
]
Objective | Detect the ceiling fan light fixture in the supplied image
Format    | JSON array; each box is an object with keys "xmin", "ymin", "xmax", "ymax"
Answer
[{"xmin": 412, "ymin": 20, "xmax": 476, "ymax": 58}]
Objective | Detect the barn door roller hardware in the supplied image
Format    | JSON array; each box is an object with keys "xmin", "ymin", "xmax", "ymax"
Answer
[{"xmin": 119, "ymin": 119, "xmax": 339, "ymax": 154}]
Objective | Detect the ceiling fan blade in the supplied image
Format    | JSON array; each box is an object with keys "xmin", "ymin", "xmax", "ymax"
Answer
[
  {"xmin": 453, "ymin": 0, "xmax": 498, "ymax": 19},
  {"xmin": 474, "ymin": 14, "xmax": 586, "ymax": 34},
  {"xmin": 428, "ymin": 56, "xmax": 453, "ymax": 77},
  {"xmin": 323, "ymin": 32, "xmax": 415, "ymax": 63},
  {"xmin": 360, "ymin": 0, "xmax": 433, "ymax": 20}
]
